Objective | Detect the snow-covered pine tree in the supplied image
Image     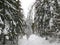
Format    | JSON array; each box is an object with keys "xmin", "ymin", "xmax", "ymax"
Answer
[
  {"xmin": 34, "ymin": 0, "xmax": 50, "ymax": 37},
  {"xmin": 0, "ymin": 0, "xmax": 24, "ymax": 45},
  {"xmin": 34, "ymin": 0, "xmax": 60, "ymax": 39}
]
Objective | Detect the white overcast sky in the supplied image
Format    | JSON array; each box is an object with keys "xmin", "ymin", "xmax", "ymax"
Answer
[{"xmin": 20, "ymin": 0, "xmax": 36, "ymax": 18}]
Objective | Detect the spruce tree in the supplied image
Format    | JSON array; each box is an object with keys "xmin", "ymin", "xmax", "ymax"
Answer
[
  {"xmin": 0, "ymin": 0, "xmax": 24, "ymax": 45},
  {"xmin": 34, "ymin": 0, "xmax": 60, "ymax": 39}
]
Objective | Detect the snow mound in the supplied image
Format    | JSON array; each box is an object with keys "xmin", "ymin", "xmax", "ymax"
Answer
[{"xmin": 18, "ymin": 34, "xmax": 60, "ymax": 45}]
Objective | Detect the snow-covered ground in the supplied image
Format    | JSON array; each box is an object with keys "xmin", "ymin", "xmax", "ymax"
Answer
[{"xmin": 18, "ymin": 34, "xmax": 60, "ymax": 45}]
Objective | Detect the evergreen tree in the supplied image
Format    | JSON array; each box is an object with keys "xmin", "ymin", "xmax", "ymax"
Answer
[
  {"xmin": 33, "ymin": 0, "xmax": 60, "ymax": 39},
  {"xmin": 0, "ymin": 0, "xmax": 24, "ymax": 45}
]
